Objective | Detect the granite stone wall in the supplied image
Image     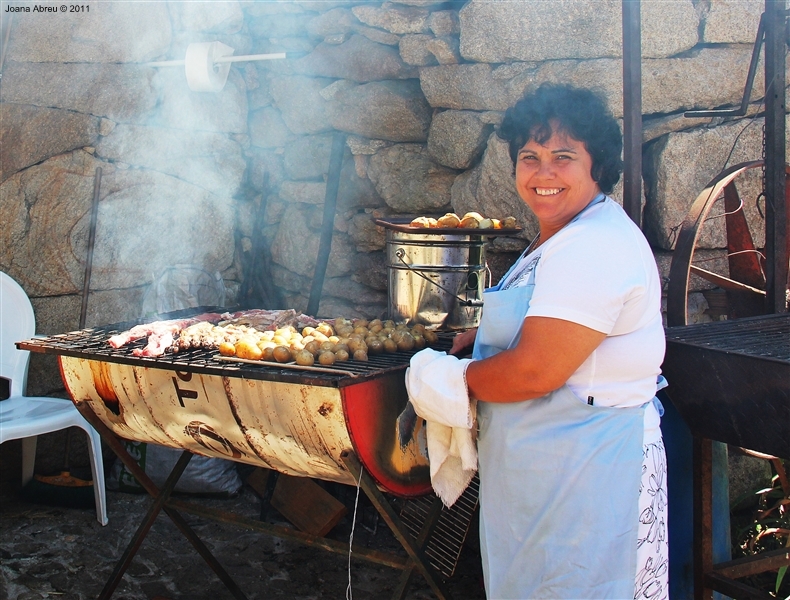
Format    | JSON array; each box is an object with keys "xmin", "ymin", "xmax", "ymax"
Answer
[{"xmin": 1, "ymin": 0, "xmax": 786, "ymax": 395}]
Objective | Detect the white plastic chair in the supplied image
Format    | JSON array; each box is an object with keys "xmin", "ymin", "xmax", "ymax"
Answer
[{"xmin": 0, "ymin": 271, "xmax": 108, "ymax": 525}]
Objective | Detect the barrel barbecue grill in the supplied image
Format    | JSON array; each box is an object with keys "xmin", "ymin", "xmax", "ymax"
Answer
[{"xmin": 17, "ymin": 311, "xmax": 477, "ymax": 600}]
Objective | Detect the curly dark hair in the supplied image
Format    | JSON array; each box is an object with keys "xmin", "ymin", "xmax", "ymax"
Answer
[{"xmin": 497, "ymin": 83, "xmax": 623, "ymax": 194}]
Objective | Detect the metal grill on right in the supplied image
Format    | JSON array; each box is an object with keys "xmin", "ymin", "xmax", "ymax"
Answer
[{"xmin": 662, "ymin": 313, "xmax": 790, "ymax": 458}]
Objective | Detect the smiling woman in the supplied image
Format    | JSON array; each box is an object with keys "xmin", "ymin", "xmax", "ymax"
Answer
[{"xmin": 406, "ymin": 83, "xmax": 669, "ymax": 600}]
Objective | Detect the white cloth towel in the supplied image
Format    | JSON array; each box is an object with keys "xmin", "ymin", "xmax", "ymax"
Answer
[{"xmin": 405, "ymin": 349, "xmax": 477, "ymax": 507}]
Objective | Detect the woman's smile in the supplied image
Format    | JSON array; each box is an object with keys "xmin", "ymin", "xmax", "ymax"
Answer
[{"xmin": 534, "ymin": 187, "xmax": 564, "ymax": 196}]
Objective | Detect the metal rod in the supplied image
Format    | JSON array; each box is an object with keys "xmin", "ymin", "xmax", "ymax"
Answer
[
  {"xmin": 161, "ymin": 503, "xmax": 249, "ymax": 600},
  {"xmin": 166, "ymin": 498, "xmax": 410, "ymax": 570},
  {"xmin": 0, "ymin": 13, "xmax": 12, "ymax": 80},
  {"xmin": 622, "ymin": 0, "xmax": 643, "ymax": 227},
  {"xmin": 215, "ymin": 355, "xmax": 359, "ymax": 377},
  {"xmin": 713, "ymin": 547, "xmax": 790, "ymax": 579},
  {"xmin": 71, "ymin": 402, "xmax": 248, "ymax": 600},
  {"xmin": 307, "ymin": 133, "xmax": 347, "ymax": 317},
  {"xmin": 144, "ymin": 52, "xmax": 287, "ymax": 68},
  {"xmin": 693, "ymin": 437, "xmax": 714, "ymax": 600},
  {"xmin": 215, "ymin": 53, "xmax": 286, "ymax": 63},
  {"xmin": 392, "ymin": 495, "xmax": 445, "ymax": 600},
  {"xmin": 703, "ymin": 573, "xmax": 775, "ymax": 600},
  {"xmin": 341, "ymin": 450, "xmax": 454, "ymax": 600},
  {"xmin": 763, "ymin": 0, "xmax": 788, "ymax": 313},
  {"xmin": 685, "ymin": 13, "xmax": 766, "ymax": 118},
  {"xmin": 394, "ymin": 249, "xmax": 483, "ymax": 307},
  {"xmin": 98, "ymin": 451, "xmax": 193, "ymax": 600},
  {"xmin": 79, "ymin": 167, "xmax": 102, "ymax": 329}
]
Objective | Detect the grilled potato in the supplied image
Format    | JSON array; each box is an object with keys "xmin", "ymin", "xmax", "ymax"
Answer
[
  {"xmin": 410, "ymin": 216, "xmax": 436, "ymax": 228},
  {"xmin": 236, "ymin": 339, "xmax": 263, "ymax": 360},
  {"xmin": 436, "ymin": 213, "xmax": 461, "ymax": 228},
  {"xmin": 318, "ymin": 351, "xmax": 336, "ymax": 365},
  {"xmin": 295, "ymin": 350, "xmax": 315, "ymax": 366},
  {"xmin": 460, "ymin": 212, "xmax": 483, "ymax": 228},
  {"xmin": 273, "ymin": 346, "xmax": 292, "ymax": 363},
  {"xmin": 218, "ymin": 342, "xmax": 236, "ymax": 357}
]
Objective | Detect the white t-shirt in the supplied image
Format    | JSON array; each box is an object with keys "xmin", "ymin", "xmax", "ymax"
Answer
[{"xmin": 500, "ymin": 197, "xmax": 665, "ymax": 442}]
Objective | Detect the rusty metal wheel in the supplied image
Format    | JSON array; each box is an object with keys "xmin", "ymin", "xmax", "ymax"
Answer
[{"xmin": 666, "ymin": 160, "xmax": 790, "ymax": 326}]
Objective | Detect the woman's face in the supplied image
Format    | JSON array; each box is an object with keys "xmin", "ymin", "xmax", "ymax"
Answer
[{"xmin": 515, "ymin": 126, "xmax": 601, "ymax": 236}]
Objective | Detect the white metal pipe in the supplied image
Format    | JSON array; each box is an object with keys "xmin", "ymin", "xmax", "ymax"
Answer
[{"xmin": 144, "ymin": 52, "xmax": 286, "ymax": 68}]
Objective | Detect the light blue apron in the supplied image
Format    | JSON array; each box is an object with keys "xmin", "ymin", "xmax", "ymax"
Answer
[{"xmin": 473, "ymin": 196, "xmax": 648, "ymax": 599}]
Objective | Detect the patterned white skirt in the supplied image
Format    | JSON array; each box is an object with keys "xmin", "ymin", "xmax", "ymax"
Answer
[{"xmin": 634, "ymin": 439, "xmax": 669, "ymax": 600}]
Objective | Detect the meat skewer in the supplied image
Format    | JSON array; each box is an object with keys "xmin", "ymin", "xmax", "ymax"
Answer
[{"xmin": 107, "ymin": 313, "xmax": 222, "ymax": 349}]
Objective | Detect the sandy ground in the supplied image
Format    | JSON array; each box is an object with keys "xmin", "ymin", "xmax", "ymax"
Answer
[{"xmin": 0, "ymin": 483, "xmax": 487, "ymax": 600}]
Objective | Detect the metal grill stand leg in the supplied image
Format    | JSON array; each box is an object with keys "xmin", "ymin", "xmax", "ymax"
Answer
[
  {"xmin": 391, "ymin": 496, "xmax": 444, "ymax": 600},
  {"xmin": 74, "ymin": 403, "xmax": 249, "ymax": 600},
  {"xmin": 99, "ymin": 450, "xmax": 193, "ymax": 599},
  {"xmin": 341, "ymin": 450, "xmax": 453, "ymax": 600}
]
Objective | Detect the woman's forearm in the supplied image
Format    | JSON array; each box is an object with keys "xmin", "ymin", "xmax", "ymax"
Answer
[
  {"xmin": 465, "ymin": 316, "xmax": 606, "ymax": 403},
  {"xmin": 466, "ymin": 348, "xmax": 553, "ymax": 402}
]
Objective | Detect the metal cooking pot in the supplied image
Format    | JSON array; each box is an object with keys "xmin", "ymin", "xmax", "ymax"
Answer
[{"xmin": 386, "ymin": 228, "xmax": 487, "ymax": 330}]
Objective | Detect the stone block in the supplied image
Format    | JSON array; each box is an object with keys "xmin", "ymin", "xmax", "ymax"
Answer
[
  {"xmin": 245, "ymin": 148, "xmax": 286, "ymax": 193},
  {"xmin": 355, "ymin": 25, "xmax": 401, "ymax": 46},
  {"xmin": 0, "ymin": 151, "xmax": 235, "ymax": 296},
  {"xmin": 703, "ymin": 0, "xmax": 763, "ymax": 44},
  {"xmin": 322, "ymin": 274, "xmax": 388, "ymax": 305},
  {"xmin": 426, "ymin": 36, "xmax": 461, "ymax": 65},
  {"xmin": 248, "ymin": 11, "xmax": 315, "ymax": 38},
  {"xmin": 352, "ymin": 4, "xmax": 429, "ymax": 34},
  {"xmin": 249, "ymin": 107, "xmax": 295, "ymax": 148},
  {"xmin": 1, "ymin": 104, "xmax": 99, "ymax": 183},
  {"xmin": 450, "ymin": 132, "xmax": 537, "ymax": 242},
  {"xmin": 270, "ymin": 204, "xmax": 355, "ymax": 277},
  {"xmin": 306, "ymin": 8, "xmax": 358, "ymax": 38},
  {"xmin": 0, "ymin": 62, "xmax": 158, "ymax": 123},
  {"xmin": 427, "ymin": 110, "xmax": 492, "ymax": 170},
  {"xmin": 283, "ymin": 134, "xmax": 335, "ymax": 180},
  {"xmin": 269, "ymin": 75, "xmax": 334, "ymax": 135},
  {"xmin": 168, "ymin": 1, "xmax": 244, "ymax": 33},
  {"xmin": 641, "ymin": 47, "xmax": 763, "ymax": 116},
  {"xmin": 337, "ymin": 157, "xmax": 387, "ymax": 210},
  {"xmin": 420, "ymin": 47, "xmax": 761, "ymax": 118},
  {"xmin": 5, "ymin": 2, "xmax": 171, "ymax": 62},
  {"xmin": 95, "ymin": 124, "xmax": 246, "ymax": 198},
  {"xmin": 427, "ymin": 10, "xmax": 460, "ymax": 36},
  {"xmin": 459, "ymin": 0, "xmax": 698, "ymax": 63},
  {"xmin": 367, "ymin": 144, "xmax": 457, "ymax": 212},
  {"xmin": 643, "ymin": 118, "xmax": 782, "ymax": 251},
  {"xmin": 153, "ymin": 68, "xmax": 248, "ymax": 134},
  {"xmin": 279, "ymin": 181, "xmax": 327, "ymax": 205},
  {"xmin": 289, "ymin": 35, "xmax": 417, "ymax": 81},
  {"xmin": 328, "ymin": 80, "xmax": 432, "ymax": 142},
  {"xmin": 419, "ymin": 63, "xmax": 535, "ymax": 111},
  {"xmin": 351, "ymin": 252, "xmax": 389, "ymax": 291},
  {"xmin": 399, "ymin": 35, "xmax": 439, "ymax": 67},
  {"xmin": 347, "ymin": 212, "xmax": 387, "ymax": 251}
]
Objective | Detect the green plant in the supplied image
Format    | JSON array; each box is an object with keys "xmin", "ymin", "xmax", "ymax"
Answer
[{"xmin": 731, "ymin": 456, "xmax": 790, "ymax": 598}]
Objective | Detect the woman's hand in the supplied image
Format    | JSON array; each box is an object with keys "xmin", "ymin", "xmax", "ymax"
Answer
[{"xmin": 450, "ymin": 327, "xmax": 477, "ymax": 356}]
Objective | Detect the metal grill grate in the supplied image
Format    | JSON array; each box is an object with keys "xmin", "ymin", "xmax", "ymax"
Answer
[
  {"xmin": 664, "ymin": 313, "xmax": 790, "ymax": 363},
  {"xmin": 399, "ymin": 475, "xmax": 479, "ymax": 579},
  {"xmin": 17, "ymin": 309, "xmax": 456, "ymax": 387}
]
